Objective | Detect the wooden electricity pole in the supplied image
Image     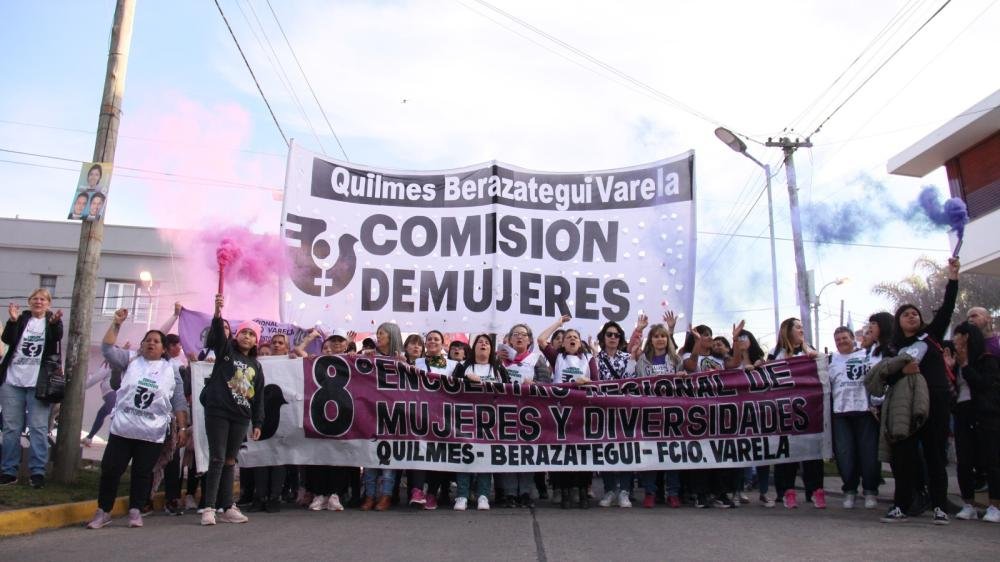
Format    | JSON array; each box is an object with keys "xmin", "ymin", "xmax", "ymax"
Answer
[{"xmin": 52, "ymin": 0, "xmax": 136, "ymax": 484}]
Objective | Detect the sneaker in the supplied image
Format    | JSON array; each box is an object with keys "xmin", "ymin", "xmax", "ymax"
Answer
[
  {"xmin": 219, "ymin": 506, "xmax": 249, "ymax": 523},
  {"xmin": 812, "ymin": 489, "xmax": 826, "ymax": 509},
  {"xmin": 864, "ymin": 494, "xmax": 878, "ymax": 509},
  {"xmin": 618, "ymin": 490, "xmax": 632, "ymax": 508},
  {"xmin": 265, "ymin": 498, "xmax": 281, "ymax": 513},
  {"xmin": 503, "ymin": 495, "xmax": 517, "ymax": 508},
  {"xmin": 454, "ymin": 497, "xmax": 468, "ymax": 511},
  {"xmin": 409, "ymin": 487, "xmax": 427, "ymax": 505},
  {"xmin": 29, "ymin": 474, "xmax": 45, "ymax": 489},
  {"xmin": 0, "ymin": 474, "xmax": 17, "ymax": 486},
  {"xmin": 200, "ymin": 509, "xmax": 217, "ymax": 526},
  {"xmin": 695, "ymin": 494, "xmax": 710, "ymax": 509},
  {"xmin": 86, "ymin": 509, "xmax": 112, "ymax": 529},
  {"xmin": 477, "ymin": 495, "xmax": 490, "ymax": 510},
  {"xmin": 880, "ymin": 506, "xmax": 908, "ymax": 523},
  {"xmin": 327, "ymin": 494, "xmax": 344, "ymax": 511},
  {"xmin": 164, "ymin": 499, "xmax": 183, "ymax": 515},
  {"xmin": 932, "ymin": 507, "xmax": 949, "ymax": 525},
  {"xmin": 983, "ymin": 506, "xmax": 1000, "ymax": 523},
  {"xmin": 598, "ymin": 491, "xmax": 616, "ymax": 507},
  {"xmin": 140, "ymin": 503, "xmax": 154, "ymax": 516},
  {"xmin": 843, "ymin": 493, "xmax": 856, "ymax": 509},
  {"xmin": 424, "ymin": 494, "xmax": 438, "ymax": 510},
  {"xmin": 712, "ymin": 494, "xmax": 735, "ymax": 509},
  {"xmin": 667, "ymin": 495, "xmax": 681, "ymax": 508},
  {"xmin": 128, "ymin": 508, "xmax": 143, "ymax": 528},
  {"xmin": 737, "ymin": 492, "xmax": 750, "ymax": 504},
  {"xmin": 759, "ymin": 494, "xmax": 775, "ymax": 508},
  {"xmin": 360, "ymin": 497, "xmax": 375, "ymax": 511},
  {"xmin": 642, "ymin": 494, "xmax": 655, "ymax": 509},
  {"xmin": 783, "ymin": 490, "xmax": 798, "ymax": 509},
  {"xmin": 956, "ymin": 504, "xmax": 978, "ymax": 520},
  {"xmin": 184, "ymin": 495, "xmax": 198, "ymax": 511},
  {"xmin": 309, "ymin": 494, "xmax": 328, "ymax": 511},
  {"xmin": 519, "ymin": 493, "xmax": 534, "ymax": 508}
]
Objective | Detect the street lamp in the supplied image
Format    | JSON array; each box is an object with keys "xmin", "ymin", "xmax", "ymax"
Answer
[
  {"xmin": 139, "ymin": 270, "xmax": 154, "ymax": 331},
  {"xmin": 714, "ymin": 127, "xmax": 780, "ymax": 337},
  {"xmin": 814, "ymin": 277, "xmax": 849, "ymax": 350}
]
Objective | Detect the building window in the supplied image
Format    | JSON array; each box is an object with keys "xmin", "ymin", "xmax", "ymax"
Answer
[
  {"xmin": 102, "ymin": 281, "xmax": 136, "ymax": 316},
  {"xmin": 39, "ymin": 275, "xmax": 57, "ymax": 293}
]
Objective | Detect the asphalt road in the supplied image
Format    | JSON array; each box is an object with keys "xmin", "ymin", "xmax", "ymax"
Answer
[{"xmin": 3, "ymin": 495, "xmax": 999, "ymax": 562}]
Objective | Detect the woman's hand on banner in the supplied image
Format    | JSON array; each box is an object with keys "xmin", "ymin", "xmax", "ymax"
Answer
[{"xmin": 251, "ymin": 427, "xmax": 261, "ymax": 441}]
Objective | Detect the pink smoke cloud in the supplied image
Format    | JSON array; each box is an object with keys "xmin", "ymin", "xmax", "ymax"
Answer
[{"xmin": 114, "ymin": 92, "xmax": 287, "ymax": 320}]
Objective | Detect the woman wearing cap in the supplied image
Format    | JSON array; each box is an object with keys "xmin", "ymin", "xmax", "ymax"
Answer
[{"xmin": 198, "ymin": 294, "xmax": 265, "ymax": 526}]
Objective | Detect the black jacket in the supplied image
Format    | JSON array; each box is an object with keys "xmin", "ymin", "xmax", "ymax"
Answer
[
  {"xmin": 199, "ymin": 316, "xmax": 264, "ymax": 428},
  {"xmin": 892, "ymin": 279, "xmax": 958, "ymax": 394},
  {"xmin": 961, "ymin": 354, "xmax": 1000, "ymax": 430},
  {"xmin": 1, "ymin": 310, "xmax": 63, "ymax": 386}
]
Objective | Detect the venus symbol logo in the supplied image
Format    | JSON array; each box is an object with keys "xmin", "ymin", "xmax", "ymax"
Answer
[{"xmin": 284, "ymin": 213, "xmax": 359, "ymax": 297}]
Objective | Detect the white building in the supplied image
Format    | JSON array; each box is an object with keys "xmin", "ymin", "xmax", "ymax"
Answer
[{"xmin": 888, "ymin": 89, "xmax": 1000, "ymax": 277}]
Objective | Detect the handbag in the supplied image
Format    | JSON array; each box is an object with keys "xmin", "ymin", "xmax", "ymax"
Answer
[{"xmin": 35, "ymin": 341, "xmax": 66, "ymax": 404}]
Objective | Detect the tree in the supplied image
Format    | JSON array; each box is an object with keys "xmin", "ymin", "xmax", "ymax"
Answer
[{"xmin": 872, "ymin": 256, "xmax": 1000, "ymax": 331}]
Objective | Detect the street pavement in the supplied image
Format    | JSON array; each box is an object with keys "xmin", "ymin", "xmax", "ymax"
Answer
[{"xmin": 3, "ymin": 486, "xmax": 998, "ymax": 561}]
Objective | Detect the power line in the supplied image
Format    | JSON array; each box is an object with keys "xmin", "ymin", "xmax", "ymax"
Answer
[
  {"xmin": 266, "ymin": 0, "xmax": 350, "ymax": 161},
  {"xmin": 698, "ymin": 230, "xmax": 948, "ymax": 252},
  {"xmin": 808, "ymin": 0, "xmax": 953, "ymax": 138},
  {"xmin": 0, "ymin": 147, "xmax": 281, "ymax": 193},
  {"xmin": 238, "ymin": 0, "xmax": 327, "ymax": 154},
  {"xmin": 466, "ymin": 0, "xmax": 749, "ymax": 140},
  {"xmin": 214, "ymin": 0, "xmax": 289, "ymax": 147},
  {"xmin": 0, "ymin": 118, "xmax": 286, "ymax": 158},
  {"xmin": 785, "ymin": 0, "xmax": 924, "ymax": 132}
]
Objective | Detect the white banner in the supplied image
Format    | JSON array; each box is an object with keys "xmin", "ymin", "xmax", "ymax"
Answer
[{"xmin": 280, "ymin": 144, "xmax": 696, "ymax": 337}]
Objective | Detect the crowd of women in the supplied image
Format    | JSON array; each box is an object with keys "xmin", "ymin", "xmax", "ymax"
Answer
[{"xmin": 1, "ymin": 256, "xmax": 998, "ymax": 529}]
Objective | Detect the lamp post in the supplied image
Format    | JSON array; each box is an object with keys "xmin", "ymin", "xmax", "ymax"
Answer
[
  {"xmin": 714, "ymin": 127, "xmax": 780, "ymax": 337},
  {"xmin": 814, "ymin": 277, "xmax": 849, "ymax": 350},
  {"xmin": 139, "ymin": 270, "xmax": 154, "ymax": 332}
]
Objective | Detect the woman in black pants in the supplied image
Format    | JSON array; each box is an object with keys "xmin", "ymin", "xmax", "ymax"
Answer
[
  {"xmin": 199, "ymin": 294, "xmax": 265, "ymax": 526},
  {"xmin": 87, "ymin": 308, "xmax": 188, "ymax": 529},
  {"xmin": 879, "ymin": 257, "xmax": 959, "ymax": 525}
]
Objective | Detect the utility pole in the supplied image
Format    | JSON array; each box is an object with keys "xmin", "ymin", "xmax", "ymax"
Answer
[
  {"xmin": 52, "ymin": 0, "xmax": 135, "ymax": 484},
  {"xmin": 765, "ymin": 136, "xmax": 813, "ymax": 346}
]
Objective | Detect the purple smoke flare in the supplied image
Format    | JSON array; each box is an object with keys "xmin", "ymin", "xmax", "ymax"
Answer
[{"xmin": 943, "ymin": 197, "xmax": 968, "ymax": 257}]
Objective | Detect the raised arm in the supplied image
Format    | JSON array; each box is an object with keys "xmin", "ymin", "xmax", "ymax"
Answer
[
  {"xmin": 628, "ymin": 313, "xmax": 649, "ymax": 360},
  {"xmin": 926, "ymin": 258, "xmax": 960, "ymax": 341},
  {"xmin": 101, "ymin": 309, "xmax": 131, "ymax": 370},
  {"xmin": 294, "ymin": 328, "xmax": 322, "ymax": 357},
  {"xmin": 160, "ymin": 301, "xmax": 182, "ymax": 334},
  {"xmin": 537, "ymin": 314, "xmax": 570, "ymax": 350}
]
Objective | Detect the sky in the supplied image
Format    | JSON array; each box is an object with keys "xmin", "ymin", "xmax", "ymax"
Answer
[{"xmin": 1, "ymin": 0, "xmax": 998, "ymax": 350}]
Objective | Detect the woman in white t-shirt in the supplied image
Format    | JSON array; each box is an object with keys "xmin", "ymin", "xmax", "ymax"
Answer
[
  {"xmin": 0, "ymin": 288, "xmax": 63, "ymax": 488},
  {"xmin": 538, "ymin": 314, "xmax": 598, "ymax": 508},
  {"xmin": 767, "ymin": 317, "xmax": 823, "ymax": 510},
  {"xmin": 87, "ymin": 308, "xmax": 189, "ymax": 529},
  {"xmin": 829, "ymin": 326, "xmax": 880, "ymax": 509},
  {"xmin": 409, "ymin": 330, "xmax": 457, "ymax": 509},
  {"xmin": 451, "ymin": 334, "xmax": 509, "ymax": 511}
]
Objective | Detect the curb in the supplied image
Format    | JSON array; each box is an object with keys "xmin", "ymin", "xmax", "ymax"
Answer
[{"xmin": 0, "ymin": 492, "xmax": 166, "ymax": 538}]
